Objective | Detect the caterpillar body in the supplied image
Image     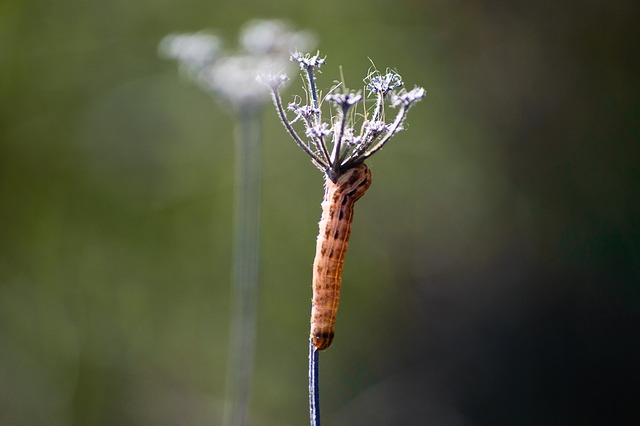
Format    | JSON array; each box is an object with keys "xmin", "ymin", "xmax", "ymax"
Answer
[{"xmin": 310, "ymin": 162, "xmax": 372, "ymax": 350}]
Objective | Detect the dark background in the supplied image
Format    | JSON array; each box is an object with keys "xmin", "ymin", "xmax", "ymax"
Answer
[{"xmin": 1, "ymin": 0, "xmax": 638, "ymax": 425}]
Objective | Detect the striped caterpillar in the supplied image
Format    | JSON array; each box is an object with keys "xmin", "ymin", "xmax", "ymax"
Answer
[
  {"xmin": 265, "ymin": 52, "xmax": 424, "ymax": 351},
  {"xmin": 310, "ymin": 163, "xmax": 372, "ymax": 350}
]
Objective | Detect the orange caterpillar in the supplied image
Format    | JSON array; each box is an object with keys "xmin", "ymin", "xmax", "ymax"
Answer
[
  {"xmin": 265, "ymin": 53, "xmax": 424, "ymax": 351},
  {"xmin": 310, "ymin": 163, "xmax": 372, "ymax": 350}
]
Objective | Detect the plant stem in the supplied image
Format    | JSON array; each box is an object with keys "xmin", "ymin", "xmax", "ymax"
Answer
[
  {"xmin": 309, "ymin": 341, "xmax": 321, "ymax": 426},
  {"xmin": 223, "ymin": 108, "xmax": 262, "ymax": 426}
]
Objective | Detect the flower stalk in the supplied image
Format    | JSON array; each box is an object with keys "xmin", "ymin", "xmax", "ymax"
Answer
[
  {"xmin": 264, "ymin": 51, "xmax": 424, "ymax": 426},
  {"xmin": 224, "ymin": 108, "xmax": 261, "ymax": 426}
]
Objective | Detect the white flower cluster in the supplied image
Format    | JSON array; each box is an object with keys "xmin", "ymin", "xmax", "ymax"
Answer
[
  {"xmin": 266, "ymin": 52, "xmax": 425, "ymax": 180},
  {"xmin": 160, "ymin": 20, "xmax": 314, "ymax": 110}
]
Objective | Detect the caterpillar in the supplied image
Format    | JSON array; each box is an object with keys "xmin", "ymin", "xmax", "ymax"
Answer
[
  {"xmin": 310, "ymin": 162, "xmax": 372, "ymax": 350},
  {"xmin": 266, "ymin": 54, "xmax": 424, "ymax": 351}
]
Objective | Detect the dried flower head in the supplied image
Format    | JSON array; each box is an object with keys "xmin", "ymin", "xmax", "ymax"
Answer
[
  {"xmin": 290, "ymin": 51, "xmax": 326, "ymax": 70},
  {"xmin": 326, "ymin": 92, "xmax": 363, "ymax": 109},
  {"xmin": 265, "ymin": 52, "xmax": 425, "ymax": 181},
  {"xmin": 365, "ymin": 69, "xmax": 403, "ymax": 95}
]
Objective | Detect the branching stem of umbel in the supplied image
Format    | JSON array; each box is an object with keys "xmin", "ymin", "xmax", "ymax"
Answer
[{"xmin": 264, "ymin": 51, "xmax": 425, "ymax": 425}]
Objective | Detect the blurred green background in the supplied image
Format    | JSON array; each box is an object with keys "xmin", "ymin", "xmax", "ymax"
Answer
[{"xmin": 1, "ymin": 0, "xmax": 638, "ymax": 425}]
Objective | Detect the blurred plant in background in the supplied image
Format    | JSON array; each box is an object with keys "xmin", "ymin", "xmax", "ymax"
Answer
[
  {"xmin": 160, "ymin": 20, "xmax": 314, "ymax": 426},
  {"xmin": 160, "ymin": 20, "xmax": 313, "ymax": 111}
]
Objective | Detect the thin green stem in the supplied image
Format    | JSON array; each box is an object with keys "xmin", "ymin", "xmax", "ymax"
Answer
[
  {"xmin": 305, "ymin": 66, "xmax": 320, "ymax": 121},
  {"xmin": 304, "ymin": 66, "xmax": 332, "ymax": 166},
  {"xmin": 223, "ymin": 107, "xmax": 262, "ymax": 426},
  {"xmin": 331, "ymin": 107, "xmax": 347, "ymax": 172}
]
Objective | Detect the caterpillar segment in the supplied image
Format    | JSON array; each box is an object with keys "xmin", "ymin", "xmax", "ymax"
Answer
[{"xmin": 310, "ymin": 163, "xmax": 372, "ymax": 350}]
